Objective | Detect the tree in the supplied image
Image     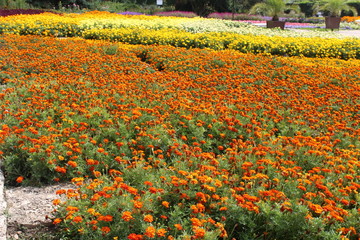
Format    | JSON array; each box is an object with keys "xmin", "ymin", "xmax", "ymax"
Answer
[
  {"xmin": 172, "ymin": 0, "xmax": 229, "ymax": 16},
  {"xmin": 230, "ymin": 0, "xmax": 264, "ymax": 12},
  {"xmin": 25, "ymin": 0, "xmax": 101, "ymax": 9},
  {"xmin": 315, "ymin": 0, "xmax": 358, "ymax": 16},
  {"xmin": 249, "ymin": 0, "xmax": 300, "ymax": 20}
]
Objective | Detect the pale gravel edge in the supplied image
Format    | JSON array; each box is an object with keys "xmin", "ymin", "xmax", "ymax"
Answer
[{"xmin": 0, "ymin": 168, "xmax": 7, "ymax": 240}]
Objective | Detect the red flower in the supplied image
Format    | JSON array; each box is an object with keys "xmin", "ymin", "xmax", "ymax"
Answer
[
  {"xmin": 127, "ymin": 233, "xmax": 144, "ymax": 240},
  {"xmin": 16, "ymin": 176, "xmax": 24, "ymax": 183}
]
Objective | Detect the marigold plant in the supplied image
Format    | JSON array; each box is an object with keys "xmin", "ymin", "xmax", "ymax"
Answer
[{"xmin": 0, "ymin": 34, "xmax": 359, "ymax": 239}]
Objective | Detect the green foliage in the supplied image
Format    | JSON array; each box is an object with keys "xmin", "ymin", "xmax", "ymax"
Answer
[
  {"xmin": 298, "ymin": 2, "xmax": 317, "ymax": 17},
  {"xmin": 25, "ymin": 0, "xmax": 57, "ymax": 9},
  {"xmin": 90, "ymin": 1, "xmax": 145, "ymax": 13},
  {"xmin": 0, "ymin": 0, "xmax": 31, "ymax": 9},
  {"xmin": 1, "ymin": 34, "xmax": 359, "ymax": 239},
  {"xmin": 315, "ymin": 0, "xmax": 359, "ymax": 16},
  {"xmin": 249, "ymin": 0, "xmax": 300, "ymax": 20},
  {"xmin": 102, "ymin": 44, "xmax": 119, "ymax": 55},
  {"xmin": 167, "ymin": 0, "xmax": 229, "ymax": 16}
]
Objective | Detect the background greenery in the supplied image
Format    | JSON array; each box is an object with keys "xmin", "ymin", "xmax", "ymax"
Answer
[{"xmin": 3, "ymin": 0, "xmax": 358, "ymax": 18}]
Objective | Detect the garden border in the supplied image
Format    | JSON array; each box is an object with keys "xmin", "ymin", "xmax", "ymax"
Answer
[{"xmin": 0, "ymin": 168, "xmax": 6, "ymax": 240}]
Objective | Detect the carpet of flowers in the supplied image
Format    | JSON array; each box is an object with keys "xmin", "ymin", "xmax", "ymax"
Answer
[
  {"xmin": 0, "ymin": 31, "xmax": 359, "ymax": 239},
  {"xmin": 1, "ymin": 11, "xmax": 360, "ymax": 59}
]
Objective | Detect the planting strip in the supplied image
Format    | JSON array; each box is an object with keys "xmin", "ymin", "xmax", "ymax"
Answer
[{"xmin": 0, "ymin": 168, "xmax": 7, "ymax": 240}]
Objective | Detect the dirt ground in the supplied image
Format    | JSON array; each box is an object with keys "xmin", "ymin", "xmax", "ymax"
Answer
[{"xmin": 5, "ymin": 183, "xmax": 74, "ymax": 240}]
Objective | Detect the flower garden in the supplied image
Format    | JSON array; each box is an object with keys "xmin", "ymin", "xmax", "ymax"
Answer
[
  {"xmin": 0, "ymin": 11, "xmax": 359, "ymax": 240},
  {"xmin": 1, "ymin": 11, "xmax": 360, "ymax": 59}
]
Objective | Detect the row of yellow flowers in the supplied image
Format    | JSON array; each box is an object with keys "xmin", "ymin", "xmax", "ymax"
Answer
[
  {"xmin": 81, "ymin": 28, "xmax": 360, "ymax": 59},
  {"xmin": 1, "ymin": 11, "xmax": 359, "ymax": 59},
  {"xmin": 1, "ymin": 11, "xmax": 342, "ymax": 38}
]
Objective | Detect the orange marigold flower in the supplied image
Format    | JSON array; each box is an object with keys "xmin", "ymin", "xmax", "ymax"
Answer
[
  {"xmin": 219, "ymin": 207, "xmax": 228, "ymax": 211},
  {"xmin": 133, "ymin": 200, "xmax": 143, "ymax": 209},
  {"xmin": 191, "ymin": 205, "xmax": 199, "ymax": 213},
  {"xmin": 122, "ymin": 211, "xmax": 134, "ymax": 222},
  {"xmin": 144, "ymin": 226, "xmax": 156, "ymax": 238},
  {"xmin": 53, "ymin": 218, "xmax": 62, "ymax": 225},
  {"xmin": 97, "ymin": 148, "xmax": 105, "ymax": 153},
  {"xmin": 55, "ymin": 166, "xmax": 66, "ymax": 174},
  {"xmin": 338, "ymin": 227, "xmax": 357, "ymax": 235},
  {"xmin": 52, "ymin": 199, "xmax": 61, "ymax": 205},
  {"xmin": 143, "ymin": 214, "xmax": 154, "ymax": 223},
  {"xmin": 310, "ymin": 204, "xmax": 323, "ymax": 214},
  {"xmin": 297, "ymin": 185, "xmax": 306, "ymax": 191},
  {"xmin": 149, "ymin": 187, "xmax": 158, "ymax": 193},
  {"xmin": 67, "ymin": 160, "xmax": 77, "ymax": 168},
  {"xmin": 193, "ymin": 227, "xmax": 205, "ymax": 239},
  {"xmin": 126, "ymin": 186, "xmax": 138, "ymax": 195},
  {"xmin": 174, "ymin": 224, "xmax": 183, "ymax": 230},
  {"xmin": 190, "ymin": 218, "xmax": 203, "ymax": 227},
  {"xmin": 66, "ymin": 206, "xmax": 79, "ymax": 212},
  {"xmin": 157, "ymin": 228, "xmax": 167, "ymax": 237},
  {"xmin": 89, "ymin": 220, "xmax": 98, "ymax": 225},
  {"xmin": 127, "ymin": 233, "xmax": 144, "ymax": 240},
  {"xmin": 86, "ymin": 159, "xmax": 98, "ymax": 165},
  {"xmin": 87, "ymin": 208, "xmax": 96, "ymax": 215},
  {"xmin": 344, "ymin": 175, "xmax": 353, "ymax": 180},
  {"xmin": 144, "ymin": 181, "xmax": 153, "ymax": 186},
  {"xmin": 162, "ymin": 201, "xmax": 170, "ymax": 208},
  {"xmin": 55, "ymin": 189, "xmax": 66, "ymax": 195},
  {"xmin": 28, "ymin": 148, "xmax": 37, "ymax": 153},
  {"xmin": 181, "ymin": 135, "xmax": 187, "ymax": 141},
  {"xmin": 93, "ymin": 170, "xmax": 101, "ymax": 177},
  {"xmin": 98, "ymin": 215, "xmax": 113, "ymax": 222},
  {"xmin": 73, "ymin": 216, "xmax": 83, "ymax": 223},
  {"xmin": 16, "ymin": 176, "xmax": 24, "ymax": 183},
  {"xmin": 101, "ymin": 226, "xmax": 111, "ymax": 234}
]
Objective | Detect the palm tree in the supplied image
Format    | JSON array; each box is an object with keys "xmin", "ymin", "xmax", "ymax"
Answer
[
  {"xmin": 313, "ymin": 0, "xmax": 358, "ymax": 29},
  {"xmin": 316, "ymin": 0, "xmax": 358, "ymax": 17},
  {"xmin": 249, "ymin": 0, "xmax": 299, "ymax": 21}
]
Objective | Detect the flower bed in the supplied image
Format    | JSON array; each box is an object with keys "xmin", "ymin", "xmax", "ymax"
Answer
[
  {"xmin": 1, "ymin": 11, "xmax": 359, "ymax": 59},
  {"xmin": 0, "ymin": 11, "xmax": 343, "ymax": 38},
  {"xmin": 342, "ymin": 16, "xmax": 360, "ymax": 22},
  {"xmin": 0, "ymin": 34, "xmax": 359, "ymax": 239}
]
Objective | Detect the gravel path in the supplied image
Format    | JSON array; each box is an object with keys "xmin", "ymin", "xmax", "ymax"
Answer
[
  {"xmin": 0, "ymin": 170, "xmax": 6, "ymax": 240},
  {"xmin": 337, "ymin": 30, "xmax": 360, "ymax": 38},
  {"xmin": 291, "ymin": 29, "xmax": 360, "ymax": 38},
  {"xmin": 5, "ymin": 183, "xmax": 74, "ymax": 240},
  {"xmin": 293, "ymin": 29, "xmax": 360, "ymax": 38}
]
